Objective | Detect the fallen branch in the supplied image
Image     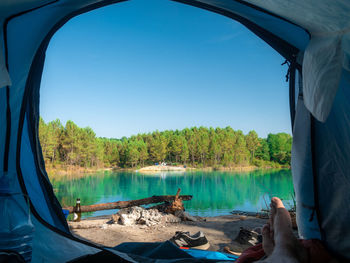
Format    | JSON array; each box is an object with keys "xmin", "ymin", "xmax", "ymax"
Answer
[
  {"xmin": 230, "ymin": 210, "xmax": 269, "ymax": 219},
  {"xmin": 63, "ymin": 194, "xmax": 192, "ymax": 213}
]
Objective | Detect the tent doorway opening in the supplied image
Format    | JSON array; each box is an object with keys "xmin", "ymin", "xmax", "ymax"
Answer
[{"xmin": 38, "ymin": 0, "xmax": 293, "ymax": 247}]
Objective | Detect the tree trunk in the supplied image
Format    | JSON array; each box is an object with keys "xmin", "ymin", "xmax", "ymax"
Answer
[{"xmin": 63, "ymin": 194, "xmax": 192, "ymax": 213}]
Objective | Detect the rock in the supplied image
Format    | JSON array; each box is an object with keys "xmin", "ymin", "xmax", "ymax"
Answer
[
  {"xmin": 137, "ymin": 218, "xmax": 147, "ymax": 225},
  {"xmin": 174, "ymin": 210, "xmax": 198, "ymax": 222},
  {"xmin": 164, "ymin": 214, "xmax": 181, "ymax": 223},
  {"xmin": 118, "ymin": 206, "xmax": 143, "ymax": 226},
  {"xmin": 111, "ymin": 214, "xmax": 120, "ymax": 223},
  {"xmin": 117, "ymin": 206, "xmax": 180, "ymax": 226}
]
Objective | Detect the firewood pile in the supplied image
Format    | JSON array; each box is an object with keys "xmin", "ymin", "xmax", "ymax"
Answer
[
  {"xmin": 65, "ymin": 188, "xmax": 202, "ymax": 227},
  {"xmin": 110, "ymin": 188, "xmax": 201, "ymax": 226}
]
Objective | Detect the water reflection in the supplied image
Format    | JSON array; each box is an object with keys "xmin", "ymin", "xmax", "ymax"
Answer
[{"xmin": 50, "ymin": 169, "xmax": 293, "ymax": 218}]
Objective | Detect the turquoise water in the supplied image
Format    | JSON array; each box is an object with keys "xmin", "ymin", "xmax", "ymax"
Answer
[{"xmin": 51, "ymin": 170, "xmax": 294, "ymax": 218}]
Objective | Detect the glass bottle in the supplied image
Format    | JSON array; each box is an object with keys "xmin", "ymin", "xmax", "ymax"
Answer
[{"xmin": 73, "ymin": 198, "xmax": 81, "ymax": 222}]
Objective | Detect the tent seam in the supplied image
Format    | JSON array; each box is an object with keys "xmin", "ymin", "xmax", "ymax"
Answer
[
  {"xmin": 231, "ymin": 0, "xmax": 311, "ymax": 38},
  {"xmin": 172, "ymin": 0, "xmax": 301, "ymax": 61},
  {"xmin": 2, "ymin": 0, "xmax": 59, "ymax": 172}
]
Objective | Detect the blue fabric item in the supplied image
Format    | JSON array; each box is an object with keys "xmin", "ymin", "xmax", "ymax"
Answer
[
  {"xmin": 62, "ymin": 209, "xmax": 70, "ymax": 219},
  {"xmin": 115, "ymin": 241, "xmax": 193, "ymax": 260},
  {"xmin": 182, "ymin": 248, "xmax": 238, "ymax": 261},
  {"xmin": 114, "ymin": 241, "xmax": 236, "ymax": 262}
]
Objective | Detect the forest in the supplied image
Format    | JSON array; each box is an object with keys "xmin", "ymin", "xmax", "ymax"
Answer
[{"xmin": 39, "ymin": 118, "xmax": 292, "ymax": 169}]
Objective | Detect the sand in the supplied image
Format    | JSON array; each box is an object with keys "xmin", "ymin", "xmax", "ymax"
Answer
[{"xmin": 69, "ymin": 214, "xmax": 267, "ymax": 253}]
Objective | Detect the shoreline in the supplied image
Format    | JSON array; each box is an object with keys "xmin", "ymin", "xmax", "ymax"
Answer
[{"xmin": 47, "ymin": 164, "xmax": 289, "ymax": 176}]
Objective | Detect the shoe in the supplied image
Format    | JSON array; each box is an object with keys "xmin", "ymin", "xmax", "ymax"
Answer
[
  {"xmin": 170, "ymin": 231, "xmax": 210, "ymax": 250},
  {"xmin": 234, "ymin": 227, "xmax": 262, "ymax": 246}
]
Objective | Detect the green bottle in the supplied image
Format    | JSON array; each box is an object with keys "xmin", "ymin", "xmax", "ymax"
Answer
[{"xmin": 73, "ymin": 198, "xmax": 81, "ymax": 222}]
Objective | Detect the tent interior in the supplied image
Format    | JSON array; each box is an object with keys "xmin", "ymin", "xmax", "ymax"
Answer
[{"xmin": 1, "ymin": 0, "xmax": 350, "ymax": 262}]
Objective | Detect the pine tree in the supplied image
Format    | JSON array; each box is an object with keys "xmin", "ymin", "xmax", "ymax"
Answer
[{"xmin": 246, "ymin": 130, "xmax": 259, "ymax": 163}]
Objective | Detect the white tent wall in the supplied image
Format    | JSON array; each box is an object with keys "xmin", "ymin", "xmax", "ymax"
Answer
[
  {"xmin": 291, "ymin": 85, "xmax": 321, "ymax": 241},
  {"xmin": 244, "ymin": 0, "xmax": 350, "ymax": 123},
  {"xmin": 291, "ymin": 54, "xmax": 350, "ymax": 260},
  {"xmin": 313, "ymin": 69, "xmax": 350, "ymax": 259}
]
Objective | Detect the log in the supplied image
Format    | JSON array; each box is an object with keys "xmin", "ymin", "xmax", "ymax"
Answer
[
  {"xmin": 230, "ymin": 210, "xmax": 269, "ymax": 219},
  {"xmin": 63, "ymin": 194, "xmax": 192, "ymax": 213}
]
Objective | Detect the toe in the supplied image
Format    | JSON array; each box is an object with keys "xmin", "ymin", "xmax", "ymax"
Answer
[
  {"xmin": 271, "ymin": 197, "xmax": 284, "ymax": 209},
  {"xmin": 262, "ymin": 224, "xmax": 274, "ymax": 256},
  {"xmin": 262, "ymin": 223, "xmax": 270, "ymax": 234}
]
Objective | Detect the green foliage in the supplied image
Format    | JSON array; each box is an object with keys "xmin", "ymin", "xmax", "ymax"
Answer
[
  {"xmin": 267, "ymin": 133, "xmax": 292, "ymax": 165},
  {"xmin": 39, "ymin": 118, "xmax": 292, "ymax": 169},
  {"xmin": 246, "ymin": 130, "xmax": 259, "ymax": 162},
  {"xmin": 255, "ymin": 138, "xmax": 270, "ymax": 161}
]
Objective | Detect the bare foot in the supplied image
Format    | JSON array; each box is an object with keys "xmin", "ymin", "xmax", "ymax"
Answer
[
  {"xmin": 270, "ymin": 197, "xmax": 308, "ymax": 263},
  {"xmin": 258, "ymin": 197, "xmax": 309, "ymax": 263}
]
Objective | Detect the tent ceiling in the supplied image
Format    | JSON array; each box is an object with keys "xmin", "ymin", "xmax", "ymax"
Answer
[{"xmin": 244, "ymin": 0, "xmax": 350, "ymax": 33}]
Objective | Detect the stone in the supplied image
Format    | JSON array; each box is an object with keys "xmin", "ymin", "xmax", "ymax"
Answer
[
  {"xmin": 111, "ymin": 214, "xmax": 120, "ymax": 223},
  {"xmin": 116, "ymin": 206, "xmax": 181, "ymax": 226}
]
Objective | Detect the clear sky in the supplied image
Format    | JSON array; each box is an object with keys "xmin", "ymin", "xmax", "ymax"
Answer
[{"xmin": 40, "ymin": 0, "xmax": 291, "ymax": 139}]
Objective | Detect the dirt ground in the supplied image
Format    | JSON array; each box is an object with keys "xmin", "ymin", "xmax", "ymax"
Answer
[{"xmin": 69, "ymin": 214, "xmax": 267, "ymax": 253}]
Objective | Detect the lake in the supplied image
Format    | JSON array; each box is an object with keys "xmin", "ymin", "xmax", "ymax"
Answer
[{"xmin": 50, "ymin": 169, "xmax": 294, "ymax": 218}]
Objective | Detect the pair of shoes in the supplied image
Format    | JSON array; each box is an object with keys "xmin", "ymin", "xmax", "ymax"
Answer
[{"xmin": 170, "ymin": 231, "xmax": 210, "ymax": 250}]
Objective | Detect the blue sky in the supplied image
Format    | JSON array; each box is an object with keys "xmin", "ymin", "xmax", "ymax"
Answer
[{"xmin": 40, "ymin": 0, "xmax": 291, "ymax": 139}]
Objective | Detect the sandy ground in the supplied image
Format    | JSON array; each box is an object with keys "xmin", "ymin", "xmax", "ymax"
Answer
[{"xmin": 69, "ymin": 214, "xmax": 267, "ymax": 253}]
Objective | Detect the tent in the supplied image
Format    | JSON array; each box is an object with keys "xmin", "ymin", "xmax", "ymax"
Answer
[{"xmin": 1, "ymin": 0, "xmax": 350, "ymax": 262}]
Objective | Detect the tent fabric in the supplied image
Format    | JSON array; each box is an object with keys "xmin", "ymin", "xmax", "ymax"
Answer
[
  {"xmin": 0, "ymin": 43, "xmax": 11, "ymax": 89},
  {"xmin": 313, "ymin": 69, "xmax": 350, "ymax": 259},
  {"xmin": 291, "ymin": 79, "xmax": 321, "ymax": 241},
  {"xmin": 194, "ymin": 0, "xmax": 310, "ymax": 51},
  {"xmin": 1, "ymin": 0, "xmax": 350, "ymax": 262},
  {"xmin": 178, "ymin": 0, "xmax": 307, "ymax": 62},
  {"xmin": 243, "ymin": 0, "xmax": 350, "ymax": 123}
]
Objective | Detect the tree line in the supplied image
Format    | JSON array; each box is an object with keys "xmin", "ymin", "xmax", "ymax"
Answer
[{"xmin": 39, "ymin": 118, "xmax": 292, "ymax": 169}]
